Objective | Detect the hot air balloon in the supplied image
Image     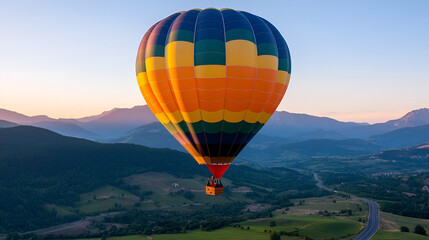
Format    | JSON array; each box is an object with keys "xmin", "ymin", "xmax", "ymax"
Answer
[{"xmin": 136, "ymin": 8, "xmax": 291, "ymax": 195}]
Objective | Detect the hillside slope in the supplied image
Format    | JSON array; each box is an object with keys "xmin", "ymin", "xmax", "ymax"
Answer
[
  {"xmin": 0, "ymin": 119, "xmax": 18, "ymax": 128},
  {"xmin": 370, "ymin": 124, "xmax": 429, "ymax": 149}
]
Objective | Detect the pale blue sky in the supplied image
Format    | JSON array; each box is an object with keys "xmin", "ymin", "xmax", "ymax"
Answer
[{"xmin": 1, "ymin": 0, "xmax": 428, "ymax": 123}]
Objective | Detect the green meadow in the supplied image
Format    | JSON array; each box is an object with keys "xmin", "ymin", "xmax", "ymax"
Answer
[{"xmin": 372, "ymin": 231, "xmax": 429, "ymax": 240}]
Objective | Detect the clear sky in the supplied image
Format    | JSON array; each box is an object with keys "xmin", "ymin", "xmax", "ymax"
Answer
[{"xmin": 1, "ymin": 0, "xmax": 428, "ymax": 123}]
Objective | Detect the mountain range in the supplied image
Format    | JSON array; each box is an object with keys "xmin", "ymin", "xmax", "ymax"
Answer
[
  {"xmin": 1, "ymin": 106, "xmax": 429, "ymax": 158},
  {"xmin": 0, "ymin": 106, "xmax": 157, "ymax": 139}
]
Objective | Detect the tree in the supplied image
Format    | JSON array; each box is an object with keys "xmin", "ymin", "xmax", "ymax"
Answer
[
  {"xmin": 270, "ymin": 231, "xmax": 281, "ymax": 240},
  {"xmin": 414, "ymin": 225, "xmax": 427, "ymax": 236},
  {"xmin": 400, "ymin": 226, "xmax": 409, "ymax": 232},
  {"xmin": 347, "ymin": 209, "xmax": 352, "ymax": 216},
  {"xmin": 270, "ymin": 220, "xmax": 276, "ymax": 227}
]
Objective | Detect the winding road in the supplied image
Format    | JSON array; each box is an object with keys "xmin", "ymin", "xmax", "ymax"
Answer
[{"xmin": 313, "ymin": 173, "xmax": 379, "ymax": 240}]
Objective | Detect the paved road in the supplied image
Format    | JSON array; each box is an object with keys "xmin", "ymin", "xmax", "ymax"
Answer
[
  {"xmin": 313, "ymin": 173, "xmax": 379, "ymax": 240},
  {"xmin": 353, "ymin": 198, "xmax": 379, "ymax": 240}
]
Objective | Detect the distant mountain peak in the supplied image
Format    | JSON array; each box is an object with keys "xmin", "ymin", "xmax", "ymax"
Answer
[
  {"xmin": 389, "ymin": 108, "xmax": 429, "ymax": 127},
  {"xmin": 77, "ymin": 105, "xmax": 150, "ymax": 123},
  {"xmin": 0, "ymin": 108, "xmax": 53, "ymax": 124}
]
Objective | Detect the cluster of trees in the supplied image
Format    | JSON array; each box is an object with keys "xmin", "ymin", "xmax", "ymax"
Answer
[
  {"xmin": 104, "ymin": 202, "xmax": 247, "ymax": 234},
  {"xmin": 401, "ymin": 225, "xmax": 427, "ymax": 236},
  {"xmin": 269, "ymin": 230, "xmax": 313, "ymax": 240},
  {"xmin": 168, "ymin": 189, "xmax": 195, "ymax": 200}
]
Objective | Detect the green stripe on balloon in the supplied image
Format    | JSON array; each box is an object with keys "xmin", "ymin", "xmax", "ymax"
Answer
[
  {"xmin": 167, "ymin": 30, "xmax": 194, "ymax": 43},
  {"xmin": 225, "ymin": 29, "xmax": 255, "ymax": 42}
]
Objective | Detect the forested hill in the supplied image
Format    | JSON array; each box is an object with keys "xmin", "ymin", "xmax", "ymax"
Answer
[
  {"xmin": 0, "ymin": 126, "xmax": 202, "ymax": 231},
  {"xmin": 0, "ymin": 126, "xmax": 201, "ymax": 179}
]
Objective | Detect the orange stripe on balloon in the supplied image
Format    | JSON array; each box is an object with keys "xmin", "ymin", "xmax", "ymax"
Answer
[
  {"xmin": 140, "ymin": 85, "xmax": 164, "ymax": 114},
  {"xmin": 250, "ymin": 91, "xmax": 271, "ymax": 103},
  {"xmin": 247, "ymin": 101, "xmax": 266, "ymax": 113},
  {"xmin": 199, "ymin": 100, "xmax": 225, "ymax": 112},
  {"xmin": 195, "ymin": 77, "xmax": 226, "ymax": 89},
  {"xmin": 225, "ymin": 90, "xmax": 253, "ymax": 112},
  {"xmin": 167, "ymin": 66, "xmax": 195, "ymax": 80},
  {"xmin": 256, "ymin": 68, "xmax": 277, "ymax": 81},
  {"xmin": 226, "ymin": 66, "xmax": 257, "ymax": 78},
  {"xmin": 176, "ymin": 99, "xmax": 200, "ymax": 112},
  {"xmin": 170, "ymin": 78, "xmax": 196, "ymax": 91},
  {"xmin": 198, "ymin": 89, "xmax": 226, "ymax": 101},
  {"xmin": 226, "ymin": 77, "xmax": 254, "ymax": 90}
]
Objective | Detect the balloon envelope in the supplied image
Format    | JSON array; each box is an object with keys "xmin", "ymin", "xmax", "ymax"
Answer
[{"xmin": 136, "ymin": 8, "xmax": 291, "ymax": 178}]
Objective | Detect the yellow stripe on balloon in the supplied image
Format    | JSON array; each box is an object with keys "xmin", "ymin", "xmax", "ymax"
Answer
[
  {"xmin": 243, "ymin": 110, "xmax": 260, "ymax": 123},
  {"xmin": 224, "ymin": 110, "xmax": 246, "ymax": 123},
  {"xmin": 146, "ymin": 57, "xmax": 166, "ymax": 71},
  {"xmin": 226, "ymin": 40, "xmax": 257, "ymax": 67},
  {"xmin": 257, "ymin": 55, "xmax": 279, "ymax": 70},
  {"xmin": 137, "ymin": 72, "xmax": 149, "ymax": 86},
  {"xmin": 276, "ymin": 70, "xmax": 289, "ymax": 84},
  {"xmin": 155, "ymin": 112, "xmax": 171, "ymax": 124},
  {"xmin": 285, "ymin": 73, "xmax": 291, "ymax": 86},
  {"xmin": 166, "ymin": 41, "xmax": 194, "ymax": 68},
  {"xmin": 258, "ymin": 111, "xmax": 272, "ymax": 123},
  {"xmin": 166, "ymin": 110, "xmax": 184, "ymax": 124},
  {"xmin": 156, "ymin": 109, "xmax": 274, "ymax": 124},
  {"xmin": 182, "ymin": 109, "xmax": 202, "ymax": 122},
  {"xmin": 201, "ymin": 109, "xmax": 224, "ymax": 123},
  {"xmin": 195, "ymin": 65, "xmax": 226, "ymax": 78}
]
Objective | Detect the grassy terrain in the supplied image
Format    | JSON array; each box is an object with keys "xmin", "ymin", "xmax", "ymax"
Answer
[
  {"xmin": 380, "ymin": 211, "xmax": 429, "ymax": 232},
  {"xmin": 237, "ymin": 195, "xmax": 365, "ymax": 239},
  {"xmin": 49, "ymin": 172, "xmax": 254, "ymax": 216},
  {"xmin": 372, "ymin": 231, "xmax": 429, "ymax": 240},
  {"xmin": 44, "ymin": 204, "xmax": 75, "ymax": 216},
  {"xmin": 78, "ymin": 214, "xmax": 361, "ymax": 240},
  {"xmin": 122, "ymin": 172, "xmax": 251, "ymax": 207},
  {"xmin": 75, "ymin": 228, "xmax": 269, "ymax": 240},
  {"xmin": 76, "ymin": 185, "xmax": 139, "ymax": 214},
  {"xmin": 242, "ymin": 215, "xmax": 362, "ymax": 239},
  {"xmin": 284, "ymin": 196, "xmax": 369, "ymax": 223},
  {"xmin": 151, "ymin": 228, "xmax": 269, "ymax": 240}
]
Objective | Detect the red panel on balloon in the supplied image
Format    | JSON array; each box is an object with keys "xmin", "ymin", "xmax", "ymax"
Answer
[{"xmin": 206, "ymin": 164, "xmax": 230, "ymax": 179}]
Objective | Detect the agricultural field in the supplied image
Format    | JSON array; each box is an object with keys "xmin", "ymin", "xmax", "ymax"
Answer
[
  {"xmin": 76, "ymin": 228, "xmax": 269, "ymax": 240},
  {"xmin": 371, "ymin": 211, "xmax": 429, "ymax": 239},
  {"xmin": 238, "ymin": 195, "xmax": 366, "ymax": 239},
  {"xmin": 372, "ymin": 231, "xmax": 429, "ymax": 240},
  {"xmin": 123, "ymin": 172, "xmax": 251, "ymax": 206},
  {"xmin": 379, "ymin": 211, "xmax": 429, "ymax": 232},
  {"xmin": 241, "ymin": 215, "xmax": 362, "ymax": 239},
  {"xmin": 46, "ymin": 172, "xmax": 254, "ymax": 216}
]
